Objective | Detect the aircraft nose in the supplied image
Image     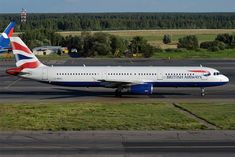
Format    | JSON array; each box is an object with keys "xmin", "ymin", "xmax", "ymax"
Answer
[{"xmin": 221, "ymin": 75, "xmax": 229, "ymax": 83}]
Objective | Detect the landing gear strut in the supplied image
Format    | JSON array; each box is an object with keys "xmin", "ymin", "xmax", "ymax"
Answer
[
  {"xmin": 201, "ymin": 88, "xmax": 206, "ymax": 97},
  {"xmin": 115, "ymin": 87, "xmax": 123, "ymax": 97}
]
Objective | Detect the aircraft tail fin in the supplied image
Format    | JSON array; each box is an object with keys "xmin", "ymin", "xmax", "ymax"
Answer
[
  {"xmin": 10, "ymin": 37, "xmax": 45, "ymax": 69},
  {"xmin": 3, "ymin": 21, "xmax": 16, "ymax": 38},
  {"xmin": 0, "ymin": 22, "xmax": 16, "ymax": 49}
]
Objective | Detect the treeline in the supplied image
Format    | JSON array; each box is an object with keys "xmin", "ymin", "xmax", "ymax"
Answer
[
  {"xmin": 176, "ymin": 34, "xmax": 235, "ymax": 51},
  {"xmin": 20, "ymin": 29, "xmax": 156, "ymax": 58},
  {"xmin": 19, "ymin": 28, "xmax": 235, "ymax": 58},
  {"xmin": 1, "ymin": 13, "xmax": 235, "ymax": 31}
]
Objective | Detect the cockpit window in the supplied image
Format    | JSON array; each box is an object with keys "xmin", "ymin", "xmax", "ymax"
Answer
[{"xmin": 214, "ymin": 72, "xmax": 221, "ymax": 76}]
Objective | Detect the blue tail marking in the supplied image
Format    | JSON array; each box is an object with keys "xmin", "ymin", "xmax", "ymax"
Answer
[{"xmin": 0, "ymin": 22, "xmax": 16, "ymax": 53}]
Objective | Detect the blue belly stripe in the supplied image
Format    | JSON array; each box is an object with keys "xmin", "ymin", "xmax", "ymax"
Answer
[
  {"xmin": 43, "ymin": 81, "xmax": 228, "ymax": 88},
  {"xmin": 153, "ymin": 82, "xmax": 228, "ymax": 87}
]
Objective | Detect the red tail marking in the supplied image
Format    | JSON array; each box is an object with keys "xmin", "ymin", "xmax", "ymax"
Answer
[
  {"xmin": 11, "ymin": 42, "xmax": 32, "ymax": 54},
  {"xmin": 20, "ymin": 61, "xmax": 40, "ymax": 69},
  {"xmin": 8, "ymin": 28, "xmax": 14, "ymax": 38},
  {"xmin": 6, "ymin": 67, "xmax": 23, "ymax": 76},
  {"xmin": 6, "ymin": 61, "xmax": 40, "ymax": 76}
]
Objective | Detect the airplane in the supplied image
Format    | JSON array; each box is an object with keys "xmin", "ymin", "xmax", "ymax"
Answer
[
  {"xmin": 0, "ymin": 22, "xmax": 16, "ymax": 53},
  {"xmin": 6, "ymin": 37, "xmax": 229, "ymax": 97}
]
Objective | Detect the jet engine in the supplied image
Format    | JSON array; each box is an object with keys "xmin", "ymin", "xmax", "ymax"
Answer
[{"xmin": 129, "ymin": 83, "xmax": 153, "ymax": 95}]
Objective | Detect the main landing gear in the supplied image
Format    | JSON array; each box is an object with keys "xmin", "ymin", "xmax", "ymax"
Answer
[
  {"xmin": 115, "ymin": 87, "xmax": 123, "ymax": 97},
  {"xmin": 201, "ymin": 88, "xmax": 206, "ymax": 97}
]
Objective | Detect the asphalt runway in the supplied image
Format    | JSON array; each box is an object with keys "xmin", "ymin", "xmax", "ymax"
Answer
[
  {"xmin": 0, "ymin": 131, "xmax": 235, "ymax": 157},
  {"xmin": 1, "ymin": 59, "xmax": 235, "ymax": 157},
  {"xmin": 0, "ymin": 58, "xmax": 235, "ymax": 103}
]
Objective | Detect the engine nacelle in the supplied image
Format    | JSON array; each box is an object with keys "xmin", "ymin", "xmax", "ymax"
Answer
[{"xmin": 129, "ymin": 83, "xmax": 153, "ymax": 95}]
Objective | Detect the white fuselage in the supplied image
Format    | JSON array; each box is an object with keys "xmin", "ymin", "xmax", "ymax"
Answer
[{"xmin": 21, "ymin": 66, "xmax": 229, "ymax": 88}]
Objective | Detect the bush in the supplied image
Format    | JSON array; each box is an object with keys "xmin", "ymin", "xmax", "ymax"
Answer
[
  {"xmin": 200, "ymin": 41, "xmax": 225, "ymax": 51},
  {"xmin": 208, "ymin": 46, "xmax": 220, "ymax": 52},
  {"xmin": 163, "ymin": 34, "xmax": 171, "ymax": 44},
  {"xmin": 215, "ymin": 34, "xmax": 235, "ymax": 48},
  {"xmin": 177, "ymin": 35, "xmax": 199, "ymax": 50},
  {"xmin": 216, "ymin": 34, "xmax": 232, "ymax": 44},
  {"xmin": 128, "ymin": 36, "xmax": 156, "ymax": 58},
  {"xmin": 165, "ymin": 48, "xmax": 185, "ymax": 52},
  {"xmin": 110, "ymin": 35, "xmax": 127, "ymax": 57},
  {"xmin": 142, "ymin": 44, "xmax": 156, "ymax": 58},
  {"xmin": 155, "ymin": 47, "xmax": 163, "ymax": 53}
]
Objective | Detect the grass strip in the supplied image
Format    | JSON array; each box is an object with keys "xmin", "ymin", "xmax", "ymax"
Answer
[
  {"xmin": 0, "ymin": 102, "xmax": 204, "ymax": 131},
  {"xmin": 178, "ymin": 103, "xmax": 235, "ymax": 130}
]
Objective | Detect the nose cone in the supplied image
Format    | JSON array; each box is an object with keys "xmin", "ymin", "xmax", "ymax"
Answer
[{"xmin": 221, "ymin": 75, "xmax": 229, "ymax": 84}]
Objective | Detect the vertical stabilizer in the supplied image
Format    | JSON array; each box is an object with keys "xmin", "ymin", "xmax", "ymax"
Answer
[{"xmin": 10, "ymin": 37, "xmax": 45, "ymax": 69}]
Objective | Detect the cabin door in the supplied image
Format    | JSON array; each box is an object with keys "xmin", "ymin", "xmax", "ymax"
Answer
[
  {"xmin": 101, "ymin": 70, "xmax": 107, "ymax": 80},
  {"xmin": 157, "ymin": 72, "xmax": 163, "ymax": 80}
]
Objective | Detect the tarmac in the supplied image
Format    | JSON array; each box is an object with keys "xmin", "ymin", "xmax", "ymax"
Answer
[
  {"xmin": 0, "ymin": 131, "xmax": 235, "ymax": 156},
  {"xmin": 0, "ymin": 58, "xmax": 235, "ymax": 156},
  {"xmin": 0, "ymin": 58, "xmax": 234, "ymax": 103}
]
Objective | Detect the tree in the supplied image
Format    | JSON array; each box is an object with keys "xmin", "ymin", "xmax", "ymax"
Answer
[
  {"xmin": 215, "ymin": 34, "xmax": 235, "ymax": 48},
  {"xmin": 129, "ymin": 36, "xmax": 155, "ymax": 58},
  {"xmin": 129, "ymin": 36, "xmax": 147, "ymax": 54},
  {"xmin": 110, "ymin": 35, "xmax": 127, "ymax": 57},
  {"xmin": 92, "ymin": 32, "xmax": 111, "ymax": 56},
  {"xmin": 177, "ymin": 35, "xmax": 199, "ymax": 50},
  {"xmin": 200, "ymin": 41, "xmax": 225, "ymax": 51},
  {"xmin": 20, "ymin": 28, "xmax": 65, "ymax": 49},
  {"xmin": 82, "ymin": 33, "xmax": 95, "ymax": 57},
  {"xmin": 142, "ymin": 44, "xmax": 156, "ymax": 58},
  {"xmin": 163, "ymin": 34, "xmax": 171, "ymax": 44},
  {"xmin": 216, "ymin": 34, "xmax": 232, "ymax": 45}
]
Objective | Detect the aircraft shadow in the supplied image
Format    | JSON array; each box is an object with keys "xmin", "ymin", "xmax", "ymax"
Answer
[{"xmin": 0, "ymin": 87, "xmax": 191, "ymax": 99}]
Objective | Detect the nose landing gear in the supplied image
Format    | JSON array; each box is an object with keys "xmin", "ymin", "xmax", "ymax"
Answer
[{"xmin": 201, "ymin": 88, "xmax": 206, "ymax": 97}]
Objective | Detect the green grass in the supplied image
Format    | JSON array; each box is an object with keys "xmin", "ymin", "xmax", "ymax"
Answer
[
  {"xmin": 0, "ymin": 54, "xmax": 71, "ymax": 62},
  {"xmin": 178, "ymin": 103, "xmax": 235, "ymax": 130},
  {"xmin": 0, "ymin": 102, "xmax": 204, "ymax": 131},
  {"xmin": 37, "ymin": 54, "xmax": 70, "ymax": 61},
  {"xmin": 121, "ymin": 34, "xmax": 217, "ymax": 42},
  {"xmin": 1, "ymin": 48, "xmax": 235, "ymax": 60},
  {"xmin": 153, "ymin": 49, "xmax": 235, "ymax": 59}
]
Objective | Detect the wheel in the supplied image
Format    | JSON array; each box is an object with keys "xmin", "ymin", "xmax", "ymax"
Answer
[
  {"xmin": 115, "ymin": 89, "xmax": 122, "ymax": 97},
  {"xmin": 201, "ymin": 88, "xmax": 206, "ymax": 97}
]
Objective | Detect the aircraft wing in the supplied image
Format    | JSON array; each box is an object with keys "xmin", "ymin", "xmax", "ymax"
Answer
[{"xmin": 96, "ymin": 78, "xmax": 152, "ymax": 88}]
